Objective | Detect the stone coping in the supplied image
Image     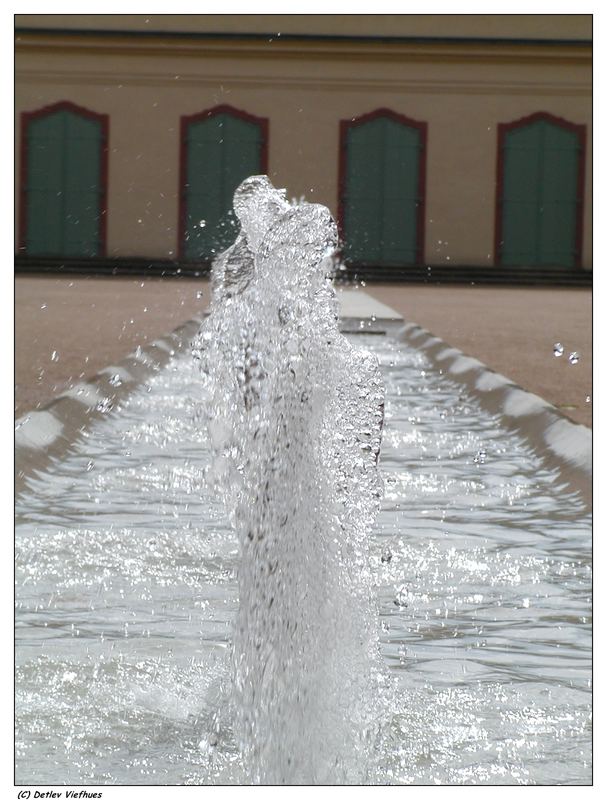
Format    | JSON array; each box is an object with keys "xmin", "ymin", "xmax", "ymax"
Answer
[
  {"xmin": 15, "ymin": 317, "xmax": 202, "ymax": 497},
  {"xmin": 15, "ymin": 300, "xmax": 591, "ymax": 511}
]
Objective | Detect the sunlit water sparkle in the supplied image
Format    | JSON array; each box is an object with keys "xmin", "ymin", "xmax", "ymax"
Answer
[{"xmin": 16, "ymin": 335, "xmax": 591, "ymax": 785}]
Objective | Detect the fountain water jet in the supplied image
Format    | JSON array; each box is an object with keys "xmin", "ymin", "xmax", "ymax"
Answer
[
  {"xmin": 193, "ymin": 176, "xmax": 387, "ymax": 784},
  {"xmin": 14, "ymin": 209, "xmax": 592, "ymax": 784}
]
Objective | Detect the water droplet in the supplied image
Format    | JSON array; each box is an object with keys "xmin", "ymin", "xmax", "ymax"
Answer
[
  {"xmin": 96, "ymin": 397, "xmax": 113, "ymax": 414},
  {"xmin": 568, "ymin": 352, "xmax": 580, "ymax": 365},
  {"xmin": 473, "ymin": 449, "xmax": 487, "ymax": 464},
  {"xmin": 553, "ymin": 342, "xmax": 564, "ymax": 357},
  {"xmin": 109, "ymin": 374, "xmax": 122, "ymax": 387},
  {"xmin": 196, "ymin": 290, "xmax": 204, "ymax": 299},
  {"xmin": 380, "ymin": 550, "xmax": 392, "ymax": 564},
  {"xmin": 394, "ymin": 585, "xmax": 409, "ymax": 607},
  {"xmin": 86, "ymin": 460, "xmax": 94, "ymax": 471},
  {"xmin": 50, "ymin": 350, "xmax": 59, "ymax": 361},
  {"xmin": 585, "ymin": 395, "xmax": 591, "ymax": 403},
  {"xmin": 40, "ymin": 303, "xmax": 47, "ymax": 310}
]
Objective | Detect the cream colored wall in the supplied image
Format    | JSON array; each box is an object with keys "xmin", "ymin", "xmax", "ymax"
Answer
[{"xmin": 15, "ymin": 34, "xmax": 592, "ymax": 267}]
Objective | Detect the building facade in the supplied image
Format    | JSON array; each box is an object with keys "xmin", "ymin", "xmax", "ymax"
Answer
[{"xmin": 15, "ymin": 14, "xmax": 592, "ymax": 273}]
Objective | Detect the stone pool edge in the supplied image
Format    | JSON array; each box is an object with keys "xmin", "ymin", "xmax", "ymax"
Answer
[
  {"xmin": 15, "ymin": 317, "xmax": 203, "ymax": 497},
  {"xmin": 14, "ymin": 288, "xmax": 399, "ymax": 497},
  {"xmin": 397, "ymin": 321, "xmax": 592, "ymax": 510},
  {"xmin": 15, "ymin": 310, "xmax": 592, "ymax": 510}
]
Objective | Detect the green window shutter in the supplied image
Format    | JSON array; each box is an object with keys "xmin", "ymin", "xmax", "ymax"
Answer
[
  {"xmin": 63, "ymin": 113, "xmax": 103, "ymax": 257},
  {"xmin": 500, "ymin": 116, "xmax": 583, "ymax": 268},
  {"xmin": 23, "ymin": 106, "xmax": 105, "ymax": 257},
  {"xmin": 182, "ymin": 110, "xmax": 265, "ymax": 260},
  {"xmin": 25, "ymin": 113, "xmax": 65, "ymax": 256},
  {"xmin": 342, "ymin": 113, "xmax": 424, "ymax": 267},
  {"xmin": 538, "ymin": 123, "xmax": 579, "ymax": 267}
]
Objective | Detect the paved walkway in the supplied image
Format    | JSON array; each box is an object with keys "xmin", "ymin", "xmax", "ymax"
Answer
[{"xmin": 15, "ymin": 276, "xmax": 591, "ymax": 427}]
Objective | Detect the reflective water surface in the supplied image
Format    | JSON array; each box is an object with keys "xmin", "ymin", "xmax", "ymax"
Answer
[{"xmin": 15, "ymin": 333, "xmax": 591, "ymax": 785}]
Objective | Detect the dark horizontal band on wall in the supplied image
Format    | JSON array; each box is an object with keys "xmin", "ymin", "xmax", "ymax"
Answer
[
  {"xmin": 339, "ymin": 264, "xmax": 592, "ymax": 287},
  {"xmin": 15, "ymin": 255, "xmax": 592, "ymax": 287},
  {"xmin": 14, "ymin": 255, "xmax": 212, "ymax": 279},
  {"xmin": 14, "ymin": 27, "xmax": 592, "ymax": 48}
]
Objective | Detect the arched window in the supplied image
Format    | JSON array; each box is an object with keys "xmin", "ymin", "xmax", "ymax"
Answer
[
  {"xmin": 179, "ymin": 105, "xmax": 268, "ymax": 260},
  {"xmin": 495, "ymin": 112, "xmax": 586, "ymax": 268},
  {"xmin": 19, "ymin": 101, "xmax": 108, "ymax": 257},
  {"xmin": 338, "ymin": 108, "xmax": 427, "ymax": 267}
]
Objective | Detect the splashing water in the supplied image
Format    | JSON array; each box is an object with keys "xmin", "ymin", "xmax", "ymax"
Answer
[
  {"xmin": 15, "ymin": 318, "xmax": 591, "ymax": 785},
  {"xmin": 192, "ymin": 176, "xmax": 387, "ymax": 784}
]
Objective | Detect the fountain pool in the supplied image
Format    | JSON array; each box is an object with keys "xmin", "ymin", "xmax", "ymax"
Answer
[{"xmin": 15, "ymin": 326, "xmax": 591, "ymax": 785}]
